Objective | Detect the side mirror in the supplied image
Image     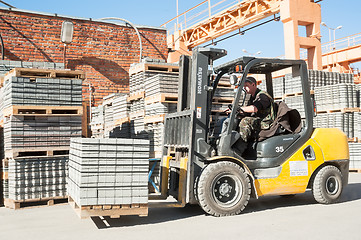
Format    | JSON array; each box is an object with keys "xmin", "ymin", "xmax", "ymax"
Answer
[{"xmin": 229, "ymin": 75, "xmax": 238, "ymax": 85}]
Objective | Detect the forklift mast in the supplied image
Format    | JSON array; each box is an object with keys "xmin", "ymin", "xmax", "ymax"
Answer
[{"xmin": 162, "ymin": 47, "xmax": 227, "ymax": 204}]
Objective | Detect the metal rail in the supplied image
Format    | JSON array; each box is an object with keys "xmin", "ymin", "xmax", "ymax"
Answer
[
  {"xmin": 161, "ymin": 0, "xmax": 239, "ymax": 34},
  {"xmin": 300, "ymin": 32, "xmax": 361, "ymax": 59}
]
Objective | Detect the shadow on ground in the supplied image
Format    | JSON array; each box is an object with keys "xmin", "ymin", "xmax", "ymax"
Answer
[
  {"xmin": 92, "ymin": 183, "xmax": 361, "ymax": 229},
  {"xmin": 91, "ymin": 204, "xmax": 204, "ymax": 229}
]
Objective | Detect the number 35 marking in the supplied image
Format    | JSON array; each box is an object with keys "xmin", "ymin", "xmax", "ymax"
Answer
[{"xmin": 275, "ymin": 146, "xmax": 284, "ymax": 153}]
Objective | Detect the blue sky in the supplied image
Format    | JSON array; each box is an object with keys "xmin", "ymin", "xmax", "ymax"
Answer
[{"xmin": 4, "ymin": 0, "xmax": 361, "ymax": 67}]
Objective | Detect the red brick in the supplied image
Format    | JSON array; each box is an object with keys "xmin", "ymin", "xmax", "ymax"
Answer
[{"xmin": 0, "ymin": 9, "xmax": 168, "ymax": 106}]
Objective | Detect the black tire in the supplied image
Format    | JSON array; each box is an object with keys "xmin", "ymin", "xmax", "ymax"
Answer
[
  {"xmin": 312, "ymin": 165, "xmax": 343, "ymax": 204},
  {"xmin": 197, "ymin": 161, "xmax": 251, "ymax": 217}
]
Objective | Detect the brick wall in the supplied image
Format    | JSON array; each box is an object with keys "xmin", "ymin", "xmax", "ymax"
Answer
[{"xmin": 0, "ymin": 8, "xmax": 168, "ymax": 105}]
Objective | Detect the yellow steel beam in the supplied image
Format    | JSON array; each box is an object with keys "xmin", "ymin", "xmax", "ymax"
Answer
[{"xmin": 182, "ymin": 0, "xmax": 281, "ymax": 49}]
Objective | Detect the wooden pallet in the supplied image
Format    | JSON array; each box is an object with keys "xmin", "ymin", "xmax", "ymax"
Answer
[
  {"xmin": 5, "ymin": 68, "xmax": 85, "ymax": 80},
  {"xmin": 317, "ymin": 107, "xmax": 361, "ymax": 114},
  {"xmin": 4, "ymin": 196, "xmax": 68, "ymax": 210},
  {"xmin": 2, "ymin": 170, "xmax": 8, "ymax": 180},
  {"xmin": 149, "ymin": 151, "xmax": 162, "ymax": 159},
  {"xmin": 144, "ymin": 93, "xmax": 178, "ymax": 105},
  {"xmin": 129, "ymin": 110, "xmax": 146, "ymax": 119},
  {"xmin": 284, "ymin": 90, "xmax": 314, "ymax": 98},
  {"xmin": 127, "ymin": 91, "xmax": 145, "ymax": 102},
  {"xmin": 5, "ymin": 147, "xmax": 69, "ymax": 158},
  {"xmin": 129, "ymin": 62, "xmax": 179, "ymax": 76},
  {"xmin": 212, "ymin": 96, "xmax": 234, "ymax": 103},
  {"xmin": 284, "ymin": 92, "xmax": 304, "ymax": 97},
  {"xmin": 114, "ymin": 117, "xmax": 130, "ymax": 126},
  {"xmin": 3, "ymin": 105, "xmax": 83, "ymax": 117},
  {"xmin": 348, "ymin": 137, "xmax": 361, "ymax": 143},
  {"xmin": 68, "ymin": 196, "xmax": 148, "ymax": 219},
  {"xmin": 349, "ymin": 168, "xmax": 361, "ymax": 173},
  {"xmin": 144, "ymin": 114, "xmax": 166, "ymax": 124}
]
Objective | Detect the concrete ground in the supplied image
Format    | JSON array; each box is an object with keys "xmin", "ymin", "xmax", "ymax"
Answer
[{"xmin": 1, "ymin": 173, "xmax": 361, "ymax": 240}]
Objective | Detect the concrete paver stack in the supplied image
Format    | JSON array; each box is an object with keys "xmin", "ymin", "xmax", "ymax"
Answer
[
  {"xmin": 271, "ymin": 69, "xmax": 360, "ymax": 169},
  {"xmin": 67, "ymin": 138, "xmax": 149, "ymax": 218},
  {"xmin": 68, "ymin": 138, "xmax": 149, "ymax": 206},
  {"xmin": 0, "ymin": 68, "xmax": 84, "ymax": 209}
]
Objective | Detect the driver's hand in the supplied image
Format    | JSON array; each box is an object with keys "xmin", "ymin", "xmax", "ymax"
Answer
[
  {"xmin": 237, "ymin": 107, "xmax": 246, "ymax": 117},
  {"xmin": 224, "ymin": 108, "xmax": 232, "ymax": 114}
]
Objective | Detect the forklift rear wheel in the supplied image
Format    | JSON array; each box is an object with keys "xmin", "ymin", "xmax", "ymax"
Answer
[
  {"xmin": 312, "ymin": 165, "xmax": 343, "ymax": 204},
  {"xmin": 197, "ymin": 161, "xmax": 251, "ymax": 216}
]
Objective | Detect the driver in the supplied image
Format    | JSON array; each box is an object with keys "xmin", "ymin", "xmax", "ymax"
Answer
[{"xmin": 238, "ymin": 76, "xmax": 275, "ymax": 143}]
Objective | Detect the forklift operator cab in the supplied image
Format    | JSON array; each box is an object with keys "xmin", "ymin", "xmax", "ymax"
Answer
[{"xmin": 160, "ymin": 47, "xmax": 349, "ymax": 217}]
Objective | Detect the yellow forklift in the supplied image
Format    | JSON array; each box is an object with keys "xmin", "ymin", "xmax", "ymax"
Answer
[{"xmin": 151, "ymin": 47, "xmax": 349, "ymax": 216}]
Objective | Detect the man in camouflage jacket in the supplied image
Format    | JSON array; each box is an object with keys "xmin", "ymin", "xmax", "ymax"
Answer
[{"xmin": 238, "ymin": 76, "xmax": 275, "ymax": 142}]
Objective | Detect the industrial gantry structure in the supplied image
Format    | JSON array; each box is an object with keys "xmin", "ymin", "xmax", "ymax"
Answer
[
  {"xmin": 163, "ymin": 0, "xmax": 361, "ymax": 79},
  {"xmin": 163, "ymin": 0, "xmax": 323, "ymax": 70}
]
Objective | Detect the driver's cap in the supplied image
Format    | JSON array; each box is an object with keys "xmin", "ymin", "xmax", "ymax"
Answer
[{"xmin": 245, "ymin": 76, "xmax": 257, "ymax": 85}]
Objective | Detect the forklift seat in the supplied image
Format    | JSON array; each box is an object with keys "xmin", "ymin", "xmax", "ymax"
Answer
[{"xmin": 258, "ymin": 101, "xmax": 302, "ymax": 141}]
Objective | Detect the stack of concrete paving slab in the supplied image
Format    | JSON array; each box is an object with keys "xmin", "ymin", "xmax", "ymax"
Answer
[
  {"xmin": 349, "ymin": 142, "xmax": 361, "ymax": 169},
  {"xmin": 314, "ymin": 112, "xmax": 354, "ymax": 138},
  {"xmin": 145, "ymin": 102, "xmax": 177, "ymax": 117},
  {"xmin": 284, "ymin": 95, "xmax": 305, "ymax": 118},
  {"xmin": 0, "ymin": 68, "xmax": 84, "ymax": 206},
  {"xmin": 144, "ymin": 74, "xmax": 179, "ymax": 97},
  {"xmin": 314, "ymin": 83, "xmax": 357, "ymax": 111},
  {"xmin": 4, "ymin": 115, "xmax": 82, "ymax": 150},
  {"xmin": 284, "ymin": 73, "xmax": 302, "ymax": 95},
  {"xmin": 113, "ymin": 94, "xmax": 129, "ymax": 121},
  {"xmin": 68, "ymin": 138, "xmax": 149, "ymax": 206},
  {"xmin": 273, "ymin": 77, "xmax": 285, "ymax": 99},
  {"xmin": 2, "ymin": 77, "xmax": 82, "ymax": 108},
  {"xmin": 354, "ymin": 112, "xmax": 361, "ymax": 140},
  {"xmin": 5, "ymin": 156, "xmax": 68, "ymax": 200},
  {"xmin": 90, "ymin": 105, "xmax": 104, "ymax": 138},
  {"xmin": 110, "ymin": 94, "xmax": 131, "ymax": 138}
]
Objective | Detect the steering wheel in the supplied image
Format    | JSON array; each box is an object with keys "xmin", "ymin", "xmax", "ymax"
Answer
[{"xmin": 225, "ymin": 104, "xmax": 245, "ymax": 117}]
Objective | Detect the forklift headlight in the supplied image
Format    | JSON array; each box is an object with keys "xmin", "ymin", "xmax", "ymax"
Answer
[{"xmin": 230, "ymin": 75, "xmax": 238, "ymax": 85}]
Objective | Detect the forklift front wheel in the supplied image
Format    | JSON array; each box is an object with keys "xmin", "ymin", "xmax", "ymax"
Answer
[
  {"xmin": 197, "ymin": 161, "xmax": 251, "ymax": 217},
  {"xmin": 312, "ymin": 165, "xmax": 343, "ymax": 204}
]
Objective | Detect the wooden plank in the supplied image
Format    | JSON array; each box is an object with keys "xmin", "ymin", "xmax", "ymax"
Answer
[
  {"xmin": 129, "ymin": 62, "xmax": 179, "ymax": 76},
  {"xmin": 68, "ymin": 197, "xmax": 148, "ymax": 219},
  {"xmin": 348, "ymin": 137, "xmax": 359, "ymax": 143},
  {"xmin": 3, "ymin": 105, "xmax": 83, "ymax": 117},
  {"xmin": 4, "ymin": 68, "xmax": 85, "ymax": 80},
  {"xmin": 4, "ymin": 196, "xmax": 68, "ymax": 210},
  {"xmin": 284, "ymin": 90, "xmax": 314, "ymax": 98},
  {"xmin": 317, "ymin": 108, "xmax": 360, "ymax": 114},
  {"xmin": 144, "ymin": 93, "xmax": 178, "ymax": 105},
  {"xmin": 129, "ymin": 110, "xmax": 145, "ymax": 119},
  {"xmin": 82, "ymin": 101, "xmax": 91, "ymax": 138},
  {"xmin": 212, "ymin": 96, "xmax": 233, "ymax": 103},
  {"xmin": 114, "ymin": 117, "xmax": 130, "ymax": 126},
  {"xmin": 5, "ymin": 147, "xmax": 69, "ymax": 158},
  {"xmin": 127, "ymin": 91, "xmax": 145, "ymax": 102},
  {"xmin": 144, "ymin": 114, "xmax": 166, "ymax": 124},
  {"xmin": 2, "ymin": 171, "xmax": 8, "ymax": 180}
]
